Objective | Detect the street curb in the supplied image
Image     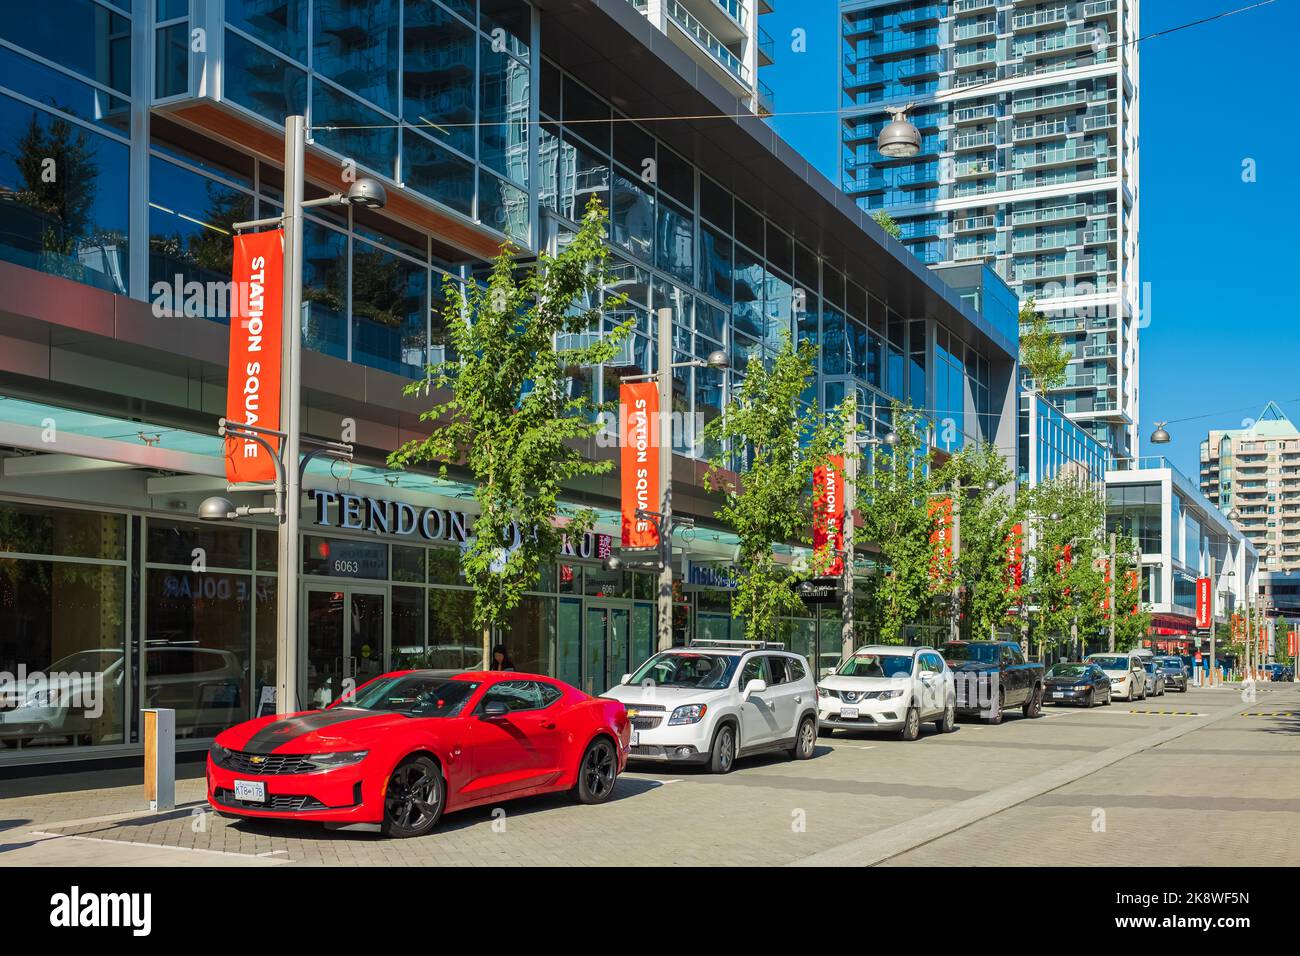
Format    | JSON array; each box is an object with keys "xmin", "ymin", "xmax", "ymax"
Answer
[{"xmin": 786, "ymin": 687, "xmax": 1296, "ymax": 868}]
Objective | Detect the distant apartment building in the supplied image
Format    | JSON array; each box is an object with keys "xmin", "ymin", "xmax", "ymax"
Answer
[
  {"xmin": 628, "ymin": 0, "xmax": 775, "ymax": 114},
  {"xmin": 1200, "ymin": 402, "xmax": 1300, "ymax": 576},
  {"xmin": 840, "ymin": 0, "xmax": 1140, "ymax": 460}
]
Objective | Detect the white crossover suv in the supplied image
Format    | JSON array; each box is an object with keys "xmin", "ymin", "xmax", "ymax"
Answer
[
  {"xmin": 601, "ymin": 642, "xmax": 819, "ymax": 774},
  {"xmin": 817, "ymin": 645, "xmax": 957, "ymax": 741}
]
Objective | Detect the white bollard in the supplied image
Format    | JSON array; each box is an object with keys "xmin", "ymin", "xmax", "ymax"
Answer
[{"xmin": 142, "ymin": 708, "xmax": 175, "ymax": 811}]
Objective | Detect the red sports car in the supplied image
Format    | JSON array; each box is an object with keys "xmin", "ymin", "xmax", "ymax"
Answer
[{"xmin": 207, "ymin": 671, "xmax": 630, "ymax": 837}]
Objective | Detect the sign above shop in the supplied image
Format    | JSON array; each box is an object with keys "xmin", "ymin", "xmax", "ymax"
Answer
[
  {"xmin": 687, "ymin": 562, "xmax": 739, "ymax": 590},
  {"xmin": 308, "ymin": 490, "xmax": 612, "ymax": 559}
]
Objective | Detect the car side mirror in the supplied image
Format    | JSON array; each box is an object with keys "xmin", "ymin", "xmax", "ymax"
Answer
[
  {"xmin": 620, "ymin": 673, "xmax": 631, "ymax": 685},
  {"xmin": 482, "ymin": 700, "xmax": 509, "ymax": 718},
  {"xmin": 743, "ymin": 679, "xmax": 767, "ymax": 699}
]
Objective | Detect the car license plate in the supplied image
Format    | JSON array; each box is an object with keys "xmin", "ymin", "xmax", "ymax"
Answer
[
  {"xmin": 1052, "ymin": 692, "xmax": 1066, "ymax": 699},
  {"xmin": 630, "ymin": 731, "xmax": 639, "ymax": 746},
  {"xmin": 841, "ymin": 706, "xmax": 859, "ymax": 719},
  {"xmin": 234, "ymin": 780, "xmax": 265, "ymax": 803}
]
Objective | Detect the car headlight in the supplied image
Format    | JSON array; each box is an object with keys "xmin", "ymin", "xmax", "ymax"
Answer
[
  {"xmin": 817, "ymin": 687, "xmax": 830, "ymax": 699},
  {"xmin": 878, "ymin": 689, "xmax": 904, "ymax": 700},
  {"xmin": 307, "ymin": 751, "xmax": 368, "ymax": 769},
  {"xmin": 668, "ymin": 704, "xmax": 707, "ymax": 725},
  {"xmin": 208, "ymin": 742, "xmax": 231, "ymax": 767},
  {"xmin": 21, "ymin": 687, "xmax": 54, "ymax": 708}
]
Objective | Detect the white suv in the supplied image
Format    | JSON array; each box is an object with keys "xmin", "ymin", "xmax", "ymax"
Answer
[
  {"xmin": 602, "ymin": 642, "xmax": 819, "ymax": 774},
  {"xmin": 817, "ymin": 645, "xmax": 957, "ymax": 741}
]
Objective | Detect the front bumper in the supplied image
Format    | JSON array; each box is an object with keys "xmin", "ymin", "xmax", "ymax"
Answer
[
  {"xmin": 624, "ymin": 712, "xmax": 714, "ymax": 763},
  {"xmin": 207, "ymin": 756, "xmax": 382, "ymax": 824},
  {"xmin": 818, "ymin": 697, "xmax": 907, "ymax": 731},
  {"xmin": 1044, "ymin": 685, "xmax": 1094, "ymax": 705}
]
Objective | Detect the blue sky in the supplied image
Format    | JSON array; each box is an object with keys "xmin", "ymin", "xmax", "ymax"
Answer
[{"xmin": 762, "ymin": 0, "xmax": 1300, "ymax": 479}]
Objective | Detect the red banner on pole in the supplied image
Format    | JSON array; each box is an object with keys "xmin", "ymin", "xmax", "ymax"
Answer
[
  {"xmin": 224, "ymin": 229, "xmax": 285, "ymax": 484},
  {"xmin": 620, "ymin": 382, "xmax": 659, "ymax": 549},
  {"xmin": 1195, "ymin": 577, "xmax": 1213, "ymax": 629},
  {"xmin": 813, "ymin": 454, "xmax": 846, "ymax": 577},
  {"xmin": 928, "ymin": 496, "xmax": 953, "ymax": 580},
  {"xmin": 1004, "ymin": 522, "xmax": 1024, "ymax": 596}
]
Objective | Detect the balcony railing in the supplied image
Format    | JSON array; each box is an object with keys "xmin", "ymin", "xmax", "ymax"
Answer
[
  {"xmin": 1011, "ymin": 7, "xmax": 1068, "ymax": 31},
  {"xmin": 665, "ymin": 0, "xmax": 749, "ymax": 84},
  {"xmin": 952, "ymin": 103, "xmax": 999, "ymax": 123},
  {"xmin": 954, "ymin": 130, "xmax": 997, "ymax": 149},
  {"xmin": 954, "ymin": 214, "xmax": 996, "ymax": 231},
  {"xmin": 1013, "ymin": 118, "xmax": 1070, "ymax": 141}
]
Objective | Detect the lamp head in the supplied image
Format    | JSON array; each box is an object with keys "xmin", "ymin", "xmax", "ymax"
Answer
[
  {"xmin": 1149, "ymin": 422, "xmax": 1171, "ymax": 444},
  {"xmin": 198, "ymin": 496, "xmax": 237, "ymax": 522},
  {"xmin": 346, "ymin": 178, "xmax": 388, "ymax": 209},
  {"xmin": 705, "ymin": 349, "xmax": 730, "ymax": 370},
  {"xmin": 877, "ymin": 104, "xmax": 921, "ymax": 159}
]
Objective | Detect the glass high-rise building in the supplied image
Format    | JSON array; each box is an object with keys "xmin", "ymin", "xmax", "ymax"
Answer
[{"xmin": 840, "ymin": 0, "xmax": 1140, "ymax": 459}]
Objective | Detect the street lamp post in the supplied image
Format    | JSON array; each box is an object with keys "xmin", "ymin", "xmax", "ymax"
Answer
[
  {"xmin": 839, "ymin": 417, "xmax": 896, "ymax": 659},
  {"xmin": 616, "ymin": 306, "xmax": 727, "ymax": 651},
  {"xmin": 206, "ymin": 115, "xmax": 384, "ymax": 715}
]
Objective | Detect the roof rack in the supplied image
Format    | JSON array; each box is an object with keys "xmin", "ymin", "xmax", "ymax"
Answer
[{"xmin": 688, "ymin": 639, "xmax": 787, "ymax": 650}]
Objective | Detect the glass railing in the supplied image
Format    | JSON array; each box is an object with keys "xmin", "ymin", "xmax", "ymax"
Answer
[
  {"xmin": 954, "ymin": 0, "xmax": 995, "ymax": 12},
  {"xmin": 897, "ymin": 4, "xmax": 944, "ymax": 26},
  {"xmin": 952, "ymin": 103, "xmax": 999, "ymax": 123},
  {"xmin": 1014, "ymin": 28, "xmax": 1115, "ymax": 58},
  {"xmin": 665, "ymin": 0, "xmax": 749, "ymax": 83},
  {"xmin": 1082, "ymin": 0, "xmax": 1118, "ymax": 16},
  {"xmin": 954, "ymin": 20, "xmax": 996, "ymax": 41},
  {"xmin": 954, "ymin": 130, "xmax": 997, "ymax": 149},
  {"xmin": 1012, "ymin": 202, "xmax": 1087, "ymax": 225},
  {"xmin": 1012, "ymin": 88, "xmax": 1089, "ymax": 112},
  {"xmin": 954, "ymin": 214, "xmax": 996, "ymax": 231},
  {"xmin": 758, "ymin": 24, "xmax": 774, "ymax": 61},
  {"xmin": 1013, "ymin": 118, "xmax": 1071, "ymax": 140},
  {"xmin": 1011, "ymin": 7, "xmax": 1068, "ymax": 30},
  {"xmin": 953, "ymin": 47, "xmax": 998, "ymax": 68},
  {"xmin": 1013, "ymin": 144, "xmax": 1111, "ymax": 169}
]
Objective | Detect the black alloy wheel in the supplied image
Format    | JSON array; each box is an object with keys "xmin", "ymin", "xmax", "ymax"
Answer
[
  {"xmin": 572, "ymin": 737, "xmax": 619, "ymax": 804},
  {"xmin": 382, "ymin": 756, "xmax": 444, "ymax": 838}
]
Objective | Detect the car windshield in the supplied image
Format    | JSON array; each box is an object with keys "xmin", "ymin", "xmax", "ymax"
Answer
[
  {"xmin": 941, "ymin": 643, "xmax": 999, "ymax": 663},
  {"xmin": 1143, "ymin": 661, "xmax": 1158, "ymax": 673},
  {"xmin": 350, "ymin": 675, "xmax": 480, "ymax": 716},
  {"xmin": 1088, "ymin": 656, "xmax": 1128, "ymax": 670},
  {"xmin": 1047, "ymin": 663, "xmax": 1088, "ymax": 679},
  {"xmin": 1157, "ymin": 658, "xmax": 1182, "ymax": 668},
  {"xmin": 629, "ymin": 653, "xmax": 739, "ymax": 689},
  {"xmin": 836, "ymin": 654, "xmax": 913, "ymax": 678}
]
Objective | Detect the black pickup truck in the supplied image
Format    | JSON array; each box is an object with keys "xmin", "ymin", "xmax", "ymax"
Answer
[{"xmin": 941, "ymin": 640, "xmax": 1044, "ymax": 724}]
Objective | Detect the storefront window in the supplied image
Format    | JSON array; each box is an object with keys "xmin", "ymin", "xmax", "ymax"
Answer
[
  {"xmin": 427, "ymin": 587, "xmax": 479, "ymax": 670},
  {"xmin": 502, "ymin": 594, "xmax": 556, "ymax": 677},
  {"xmin": 0, "ymin": 551, "xmax": 127, "ymax": 752},
  {"xmin": 391, "ymin": 585, "xmax": 426, "ymax": 668},
  {"xmin": 144, "ymin": 569, "xmax": 250, "ymax": 738}
]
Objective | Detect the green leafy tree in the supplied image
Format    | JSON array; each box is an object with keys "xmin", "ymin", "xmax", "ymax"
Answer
[
  {"xmin": 858, "ymin": 403, "xmax": 943, "ymax": 643},
  {"xmin": 937, "ymin": 443, "xmax": 1021, "ymax": 641},
  {"xmin": 703, "ymin": 333, "xmax": 849, "ymax": 642},
  {"xmin": 1025, "ymin": 473, "xmax": 1106, "ymax": 657},
  {"xmin": 872, "ymin": 209, "xmax": 903, "ymax": 241},
  {"xmin": 389, "ymin": 197, "xmax": 631, "ymax": 652},
  {"xmin": 1019, "ymin": 296, "xmax": 1070, "ymax": 392}
]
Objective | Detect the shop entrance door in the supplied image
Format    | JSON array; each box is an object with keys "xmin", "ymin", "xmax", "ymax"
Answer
[
  {"xmin": 303, "ymin": 586, "xmax": 387, "ymax": 708},
  {"xmin": 583, "ymin": 602, "xmax": 631, "ymax": 696}
]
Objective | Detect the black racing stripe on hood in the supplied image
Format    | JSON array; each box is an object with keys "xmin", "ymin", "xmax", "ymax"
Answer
[{"xmin": 242, "ymin": 708, "xmax": 382, "ymax": 753}]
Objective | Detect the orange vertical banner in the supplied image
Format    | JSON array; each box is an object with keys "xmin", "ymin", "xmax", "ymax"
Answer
[
  {"xmin": 620, "ymin": 382, "xmax": 660, "ymax": 549},
  {"xmin": 225, "ymin": 229, "xmax": 285, "ymax": 484},
  {"xmin": 813, "ymin": 454, "xmax": 846, "ymax": 576},
  {"xmin": 928, "ymin": 496, "xmax": 953, "ymax": 580}
]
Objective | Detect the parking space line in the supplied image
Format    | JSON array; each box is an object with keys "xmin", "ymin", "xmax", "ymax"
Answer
[{"xmin": 28, "ymin": 831, "xmax": 291, "ymax": 864}]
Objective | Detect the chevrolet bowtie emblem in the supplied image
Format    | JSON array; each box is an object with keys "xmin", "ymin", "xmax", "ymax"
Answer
[
  {"xmin": 627, "ymin": 709, "xmax": 639, "ymax": 719},
  {"xmin": 250, "ymin": 755, "xmax": 267, "ymax": 765}
]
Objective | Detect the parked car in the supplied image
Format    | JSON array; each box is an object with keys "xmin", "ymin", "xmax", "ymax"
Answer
[
  {"xmin": 816, "ymin": 645, "xmax": 956, "ymax": 741},
  {"xmin": 1141, "ymin": 660, "xmax": 1166, "ymax": 697},
  {"xmin": 1043, "ymin": 662, "xmax": 1112, "ymax": 707},
  {"xmin": 208, "ymin": 670, "xmax": 629, "ymax": 837},
  {"xmin": 1154, "ymin": 655, "xmax": 1189, "ymax": 692},
  {"xmin": 940, "ymin": 640, "xmax": 1045, "ymax": 724},
  {"xmin": 1262, "ymin": 662, "xmax": 1295, "ymax": 682},
  {"xmin": 602, "ymin": 641, "xmax": 818, "ymax": 773},
  {"xmin": 1085, "ymin": 652, "xmax": 1148, "ymax": 701}
]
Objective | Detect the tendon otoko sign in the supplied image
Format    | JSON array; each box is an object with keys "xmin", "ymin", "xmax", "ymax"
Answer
[
  {"xmin": 619, "ymin": 382, "xmax": 660, "ymax": 549},
  {"xmin": 813, "ymin": 455, "xmax": 845, "ymax": 576},
  {"xmin": 224, "ymin": 229, "xmax": 285, "ymax": 484}
]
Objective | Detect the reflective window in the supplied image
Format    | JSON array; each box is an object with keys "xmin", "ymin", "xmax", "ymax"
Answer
[
  {"xmin": 312, "ymin": 80, "xmax": 398, "ymax": 181},
  {"xmin": 313, "ymin": 0, "xmax": 399, "ymax": 113},
  {"xmin": 403, "ymin": 128, "xmax": 475, "ymax": 216},
  {"xmin": 401, "ymin": 0, "xmax": 475, "ymax": 158},
  {"xmin": 148, "ymin": 156, "xmax": 254, "ymax": 323},
  {"xmin": 0, "ymin": 95, "xmax": 129, "ymax": 293},
  {"xmin": 223, "ymin": 29, "xmax": 307, "ymax": 125},
  {"xmin": 611, "ymin": 169, "xmax": 654, "ymax": 261},
  {"xmin": 479, "ymin": 37, "xmax": 530, "ymax": 186},
  {"xmin": 478, "ymin": 170, "xmax": 529, "ymax": 242},
  {"xmin": 655, "ymin": 197, "xmax": 693, "ymax": 284},
  {"xmin": 351, "ymin": 238, "xmax": 429, "ymax": 377},
  {"xmin": 4, "ymin": 0, "xmax": 131, "ymax": 94},
  {"xmin": 226, "ymin": 0, "xmax": 308, "ymax": 63},
  {"xmin": 301, "ymin": 219, "xmax": 348, "ymax": 360}
]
